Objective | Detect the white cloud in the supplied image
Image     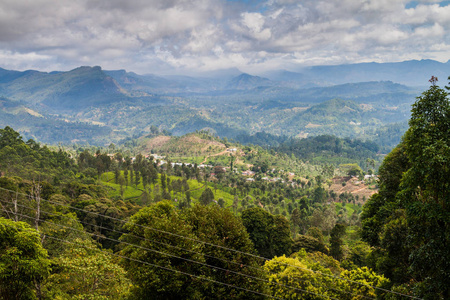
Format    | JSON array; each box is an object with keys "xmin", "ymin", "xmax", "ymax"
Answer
[
  {"xmin": 414, "ymin": 22, "xmax": 445, "ymax": 38},
  {"xmin": 0, "ymin": 0, "xmax": 449, "ymax": 73}
]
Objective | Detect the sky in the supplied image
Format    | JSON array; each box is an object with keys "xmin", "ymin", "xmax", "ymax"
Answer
[{"xmin": 1, "ymin": 0, "xmax": 450, "ymax": 75}]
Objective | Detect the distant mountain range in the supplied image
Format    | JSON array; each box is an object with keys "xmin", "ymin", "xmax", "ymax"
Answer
[
  {"xmin": 297, "ymin": 59, "xmax": 450, "ymax": 86},
  {"xmin": 0, "ymin": 59, "xmax": 448, "ymax": 110},
  {"xmin": 0, "ymin": 59, "xmax": 448, "ymax": 146}
]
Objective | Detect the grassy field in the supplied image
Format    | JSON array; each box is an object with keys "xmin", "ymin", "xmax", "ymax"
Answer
[{"xmin": 100, "ymin": 171, "xmax": 235, "ymax": 207}]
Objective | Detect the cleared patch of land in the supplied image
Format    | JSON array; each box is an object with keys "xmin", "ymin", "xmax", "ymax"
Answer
[{"xmin": 329, "ymin": 176, "xmax": 378, "ymax": 202}]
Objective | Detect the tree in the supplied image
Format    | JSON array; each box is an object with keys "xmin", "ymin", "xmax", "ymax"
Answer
[
  {"xmin": 337, "ymin": 266, "xmax": 390, "ymax": 300},
  {"xmin": 330, "ymin": 223, "xmax": 346, "ymax": 261},
  {"xmin": 361, "ymin": 143, "xmax": 409, "ymax": 247},
  {"xmin": 47, "ymin": 238, "xmax": 130, "ymax": 299},
  {"xmin": 120, "ymin": 202, "xmax": 205, "ymax": 299},
  {"xmin": 399, "ymin": 78, "xmax": 450, "ymax": 298},
  {"xmin": 361, "ymin": 79, "xmax": 450, "ymax": 299},
  {"xmin": 134, "ymin": 170, "xmax": 140, "ymax": 187},
  {"xmin": 291, "ymin": 235, "xmax": 328, "ymax": 254},
  {"xmin": 0, "ymin": 218, "xmax": 51, "ymax": 300},
  {"xmin": 309, "ymin": 205, "xmax": 337, "ymax": 235},
  {"xmin": 241, "ymin": 207, "xmax": 292, "ymax": 258},
  {"xmin": 182, "ymin": 204, "xmax": 267, "ymax": 299},
  {"xmin": 114, "ymin": 167, "xmax": 120, "ymax": 184},
  {"xmin": 264, "ymin": 250, "xmax": 389, "ymax": 300},
  {"xmin": 199, "ymin": 187, "xmax": 214, "ymax": 205},
  {"xmin": 340, "ymin": 163, "xmax": 363, "ymax": 177},
  {"xmin": 123, "ymin": 167, "xmax": 129, "ymax": 187},
  {"xmin": 120, "ymin": 202, "xmax": 266, "ymax": 299},
  {"xmin": 263, "ymin": 255, "xmax": 332, "ymax": 299},
  {"xmin": 118, "ymin": 174, "xmax": 125, "ymax": 196},
  {"xmin": 0, "ymin": 126, "xmax": 23, "ymax": 149},
  {"xmin": 290, "ymin": 208, "xmax": 301, "ymax": 235}
]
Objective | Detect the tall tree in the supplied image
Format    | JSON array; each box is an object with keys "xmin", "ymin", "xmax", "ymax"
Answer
[
  {"xmin": 46, "ymin": 238, "xmax": 130, "ymax": 299},
  {"xmin": 399, "ymin": 77, "xmax": 450, "ymax": 298},
  {"xmin": 329, "ymin": 223, "xmax": 346, "ymax": 261},
  {"xmin": 362, "ymin": 78, "xmax": 450, "ymax": 299},
  {"xmin": 199, "ymin": 187, "xmax": 214, "ymax": 205}
]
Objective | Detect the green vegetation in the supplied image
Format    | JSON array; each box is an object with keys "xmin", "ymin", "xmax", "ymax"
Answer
[
  {"xmin": 1, "ymin": 65, "xmax": 421, "ymax": 150},
  {"xmin": 264, "ymin": 250, "xmax": 390, "ymax": 299},
  {"xmin": 121, "ymin": 202, "xmax": 266, "ymax": 299},
  {"xmin": 0, "ymin": 218, "xmax": 51, "ymax": 300},
  {"xmin": 0, "ymin": 73, "xmax": 447, "ymax": 300},
  {"xmin": 361, "ymin": 78, "xmax": 450, "ymax": 299}
]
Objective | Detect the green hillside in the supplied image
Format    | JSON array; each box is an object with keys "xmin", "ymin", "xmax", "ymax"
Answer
[
  {"xmin": 0, "ymin": 65, "xmax": 420, "ymax": 150},
  {"xmin": 0, "ymin": 66, "xmax": 129, "ymax": 110}
]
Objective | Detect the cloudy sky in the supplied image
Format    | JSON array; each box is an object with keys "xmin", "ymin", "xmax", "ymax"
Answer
[{"xmin": 1, "ymin": 0, "xmax": 449, "ymax": 75}]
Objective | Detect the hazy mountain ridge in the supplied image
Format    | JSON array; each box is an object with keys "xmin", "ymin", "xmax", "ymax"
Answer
[
  {"xmin": 300, "ymin": 59, "xmax": 450, "ymax": 86},
  {"xmin": 0, "ymin": 66, "xmax": 129, "ymax": 110},
  {"xmin": 0, "ymin": 59, "xmax": 445, "ymax": 147}
]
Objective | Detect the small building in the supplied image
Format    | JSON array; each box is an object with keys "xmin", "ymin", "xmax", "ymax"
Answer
[{"xmin": 242, "ymin": 170, "xmax": 255, "ymax": 176}]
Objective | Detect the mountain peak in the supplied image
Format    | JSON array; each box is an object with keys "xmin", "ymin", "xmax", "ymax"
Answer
[{"xmin": 226, "ymin": 73, "xmax": 273, "ymax": 90}]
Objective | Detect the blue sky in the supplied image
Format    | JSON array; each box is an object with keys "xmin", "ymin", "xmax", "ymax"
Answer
[{"xmin": 0, "ymin": 0, "xmax": 449, "ymax": 75}]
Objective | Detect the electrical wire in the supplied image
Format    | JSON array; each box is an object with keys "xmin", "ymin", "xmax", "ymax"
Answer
[
  {"xmin": 0, "ymin": 186, "xmax": 422, "ymax": 299},
  {"xmin": 0, "ymin": 186, "xmax": 419, "ymax": 299},
  {"xmin": 1, "ymin": 207, "xmax": 342, "ymax": 300},
  {"xmin": 1, "ymin": 199, "xmax": 372, "ymax": 300},
  {"xmin": 0, "ymin": 220, "xmax": 284, "ymax": 300}
]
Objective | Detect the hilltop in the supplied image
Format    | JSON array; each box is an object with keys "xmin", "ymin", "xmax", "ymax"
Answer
[{"xmin": 2, "ymin": 59, "xmax": 445, "ymax": 148}]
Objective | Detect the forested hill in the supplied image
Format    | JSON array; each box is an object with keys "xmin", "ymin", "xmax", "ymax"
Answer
[
  {"xmin": 0, "ymin": 125, "xmax": 386, "ymax": 299},
  {"xmin": 275, "ymin": 135, "xmax": 379, "ymax": 162},
  {"xmin": 1, "ymin": 75, "xmax": 449, "ymax": 300},
  {"xmin": 0, "ymin": 61, "xmax": 430, "ymax": 148},
  {"xmin": 0, "ymin": 66, "xmax": 134, "ymax": 110},
  {"xmin": 226, "ymin": 131, "xmax": 381, "ymax": 164}
]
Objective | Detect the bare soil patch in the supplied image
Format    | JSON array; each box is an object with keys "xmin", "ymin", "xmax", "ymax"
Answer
[{"xmin": 329, "ymin": 176, "xmax": 378, "ymax": 203}]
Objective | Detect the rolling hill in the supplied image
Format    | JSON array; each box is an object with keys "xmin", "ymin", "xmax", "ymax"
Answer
[{"xmin": 0, "ymin": 59, "xmax": 445, "ymax": 147}]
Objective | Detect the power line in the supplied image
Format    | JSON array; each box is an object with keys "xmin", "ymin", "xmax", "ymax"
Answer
[
  {"xmin": 0, "ymin": 186, "xmax": 422, "ymax": 299},
  {"xmin": 2, "ymin": 200, "xmax": 371, "ymax": 300},
  {"xmin": 0, "ymin": 220, "xmax": 284, "ymax": 300},
  {"xmin": 1, "ymin": 207, "xmax": 340, "ymax": 300},
  {"xmin": 0, "ymin": 186, "xmax": 418, "ymax": 299}
]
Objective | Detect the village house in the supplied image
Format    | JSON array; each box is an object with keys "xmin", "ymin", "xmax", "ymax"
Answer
[{"xmin": 242, "ymin": 170, "xmax": 255, "ymax": 176}]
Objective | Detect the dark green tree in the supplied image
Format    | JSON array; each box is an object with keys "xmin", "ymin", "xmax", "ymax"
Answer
[
  {"xmin": 199, "ymin": 187, "xmax": 214, "ymax": 205},
  {"xmin": 120, "ymin": 202, "xmax": 266, "ymax": 299},
  {"xmin": 182, "ymin": 204, "xmax": 267, "ymax": 299},
  {"xmin": 330, "ymin": 223, "xmax": 346, "ymax": 261},
  {"xmin": 362, "ymin": 78, "xmax": 450, "ymax": 299},
  {"xmin": 399, "ymin": 77, "xmax": 450, "ymax": 298},
  {"xmin": 0, "ymin": 126, "xmax": 22, "ymax": 149},
  {"xmin": 241, "ymin": 207, "xmax": 292, "ymax": 258},
  {"xmin": 120, "ymin": 202, "xmax": 205, "ymax": 299}
]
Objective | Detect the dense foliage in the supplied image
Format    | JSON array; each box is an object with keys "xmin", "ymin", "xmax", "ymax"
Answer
[
  {"xmin": 0, "ymin": 85, "xmax": 446, "ymax": 300},
  {"xmin": 361, "ymin": 79, "xmax": 450, "ymax": 299},
  {"xmin": 0, "ymin": 218, "xmax": 51, "ymax": 300}
]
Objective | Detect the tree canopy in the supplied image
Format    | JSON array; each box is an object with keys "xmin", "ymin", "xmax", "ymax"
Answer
[
  {"xmin": 361, "ymin": 79, "xmax": 450, "ymax": 299},
  {"xmin": 120, "ymin": 201, "xmax": 267, "ymax": 299},
  {"xmin": 0, "ymin": 217, "xmax": 51, "ymax": 300}
]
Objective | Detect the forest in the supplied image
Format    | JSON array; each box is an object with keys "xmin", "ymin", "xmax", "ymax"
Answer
[{"xmin": 0, "ymin": 79, "xmax": 449, "ymax": 299}]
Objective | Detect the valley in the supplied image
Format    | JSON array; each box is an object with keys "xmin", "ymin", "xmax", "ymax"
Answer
[
  {"xmin": 0, "ymin": 60, "xmax": 449, "ymax": 299},
  {"xmin": 3, "ymin": 60, "xmax": 445, "ymax": 150}
]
